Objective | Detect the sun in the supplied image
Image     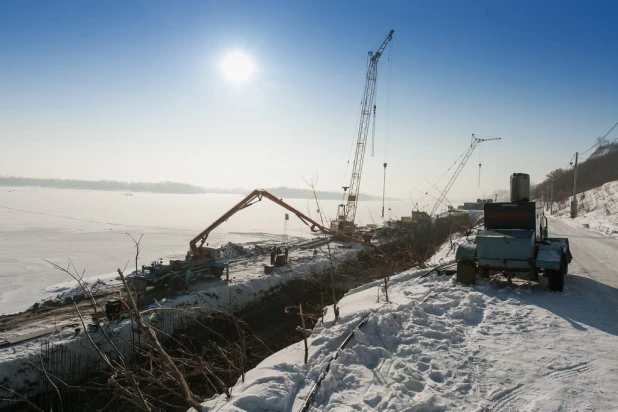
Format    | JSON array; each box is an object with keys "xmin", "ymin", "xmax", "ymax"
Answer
[{"xmin": 220, "ymin": 52, "xmax": 255, "ymax": 84}]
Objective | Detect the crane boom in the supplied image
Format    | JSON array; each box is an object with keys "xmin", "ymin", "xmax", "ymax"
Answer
[
  {"xmin": 336, "ymin": 30, "xmax": 394, "ymax": 233},
  {"xmin": 429, "ymin": 134, "xmax": 501, "ymax": 217},
  {"xmin": 190, "ymin": 190, "xmax": 367, "ymax": 256}
]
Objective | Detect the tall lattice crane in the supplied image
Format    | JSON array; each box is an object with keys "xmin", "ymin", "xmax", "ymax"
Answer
[
  {"xmin": 334, "ymin": 30, "xmax": 394, "ymax": 234},
  {"xmin": 429, "ymin": 134, "xmax": 501, "ymax": 217}
]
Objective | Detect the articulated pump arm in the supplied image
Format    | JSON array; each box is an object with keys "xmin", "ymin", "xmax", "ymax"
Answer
[{"xmin": 190, "ymin": 190, "xmax": 365, "ymax": 256}]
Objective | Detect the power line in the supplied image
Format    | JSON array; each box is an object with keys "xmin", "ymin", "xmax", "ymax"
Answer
[
  {"xmin": 565, "ymin": 153, "xmax": 576, "ymax": 170},
  {"xmin": 578, "ymin": 119, "xmax": 618, "ymax": 156},
  {"xmin": 565, "ymin": 120, "xmax": 618, "ymax": 166}
]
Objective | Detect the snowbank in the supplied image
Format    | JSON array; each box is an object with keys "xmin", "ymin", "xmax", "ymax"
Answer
[
  {"xmin": 553, "ymin": 180, "xmax": 618, "ymax": 238},
  {"xmin": 199, "ymin": 255, "xmax": 618, "ymax": 411}
]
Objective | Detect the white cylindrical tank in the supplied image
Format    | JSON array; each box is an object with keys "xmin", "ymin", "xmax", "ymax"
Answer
[{"xmin": 510, "ymin": 173, "xmax": 531, "ymax": 202}]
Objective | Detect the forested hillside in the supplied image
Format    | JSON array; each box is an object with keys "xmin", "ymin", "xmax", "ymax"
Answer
[{"xmin": 532, "ymin": 142, "xmax": 618, "ymax": 202}]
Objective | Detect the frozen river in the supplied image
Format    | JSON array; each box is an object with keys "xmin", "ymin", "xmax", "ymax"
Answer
[{"xmin": 0, "ymin": 186, "xmax": 421, "ymax": 314}]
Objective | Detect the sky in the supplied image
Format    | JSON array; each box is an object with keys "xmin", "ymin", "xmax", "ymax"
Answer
[{"xmin": 1, "ymin": 0, "xmax": 617, "ymax": 203}]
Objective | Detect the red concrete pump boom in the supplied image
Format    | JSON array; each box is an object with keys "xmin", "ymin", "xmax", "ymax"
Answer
[{"xmin": 190, "ymin": 190, "xmax": 365, "ymax": 256}]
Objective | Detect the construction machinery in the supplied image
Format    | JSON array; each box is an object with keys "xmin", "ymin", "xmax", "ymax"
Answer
[
  {"xmin": 455, "ymin": 173, "xmax": 572, "ymax": 291},
  {"xmin": 190, "ymin": 189, "xmax": 366, "ymax": 255},
  {"xmin": 333, "ymin": 30, "xmax": 394, "ymax": 235},
  {"xmin": 128, "ymin": 190, "xmax": 369, "ymax": 290},
  {"xmin": 127, "ymin": 246, "xmax": 230, "ymax": 290},
  {"xmin": 430, "ymin": 134, "xmax": 501, "ymax": 217}
]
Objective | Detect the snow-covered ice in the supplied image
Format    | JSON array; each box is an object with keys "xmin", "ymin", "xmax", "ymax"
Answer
[{"xmin": 0, "ymin": 186, "xmax": 419, "ymax": 314}]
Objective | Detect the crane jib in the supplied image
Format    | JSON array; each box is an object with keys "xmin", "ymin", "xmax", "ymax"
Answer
[{"xmin": 429, "ymin": 134, "xmax": 501, "ymax": 217}]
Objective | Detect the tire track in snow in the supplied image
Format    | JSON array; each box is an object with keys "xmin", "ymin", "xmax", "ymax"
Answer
[
  {"xmin": 546, "ymin": 360, "xmax": 593, "ymax": 377},
  {"xmin": 548, "ymin": 361, "xmax": 597, "ymax": 411},
  {"xmin": 491, "ymin": 383, "xmax": 524, "ymax": 411}
]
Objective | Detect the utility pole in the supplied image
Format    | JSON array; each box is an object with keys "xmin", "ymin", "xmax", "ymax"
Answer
[
  {"xmin": 544, "ymin": 189, "xmax": 547, "ymax": 211},
  {"xmin": 571, "ymin": 152, "xmax": 578, "ymax": 218},
  {"xmin": 550, "ymin": 180, "xmax": 554, "ymax": 215}
]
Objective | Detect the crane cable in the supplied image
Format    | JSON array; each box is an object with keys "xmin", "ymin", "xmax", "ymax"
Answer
[
  {"xmin": 371, "ymin": 104, "xmax": 376, "ymax": 157},
  {"xmin": 478, "ymin": 141, "xmax": 483, "ymax": 187},
  {"xmin": 381, "ymin": 39, "xmax": 394, "ymax": 218},
  {"xmin": 495, "ymin": 139, "xmax": 501, "ymax": 200},
  {"xmin": 417, "ymin": 148, "xmax": 466, "ymax": 206},
  {"xmin": 340, "ymin": 99, "xmax": 363, "ymax": 205},
  {"xmin": 372, "ymin": 57, "xmax": 379, "ymax": 158}
]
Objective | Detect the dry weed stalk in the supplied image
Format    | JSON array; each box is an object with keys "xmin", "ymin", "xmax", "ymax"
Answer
[{"xmin": 21, "ymin": 235, "xmax": 261, "ymax": 411}]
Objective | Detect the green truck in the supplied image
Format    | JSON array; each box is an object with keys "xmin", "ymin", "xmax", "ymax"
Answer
[{"xmin": 456, "ymin": 173, "xmax": 572, "ymax": 291}]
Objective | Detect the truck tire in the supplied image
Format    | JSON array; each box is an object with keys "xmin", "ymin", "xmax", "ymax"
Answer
[
  {"xmin": 213, "ymin": 267, "xmax": 224, "ymax": 278},
  {"xmin": 457, "ymin": 261, "xmax": 477, "ymax": 285},
  {"xmin": 548, "ymin": 256, "xmax": 565, "ymax": 292},
  {"xmin": 172, "ymin": 277, "xmax": 185, "ymax": 290}
]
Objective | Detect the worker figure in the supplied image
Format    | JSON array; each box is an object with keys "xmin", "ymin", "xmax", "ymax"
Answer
[
  {"xmin": 285, "ymin": 247, "xmax": 289, "ymax": 263},
  {"xmin": 270, "ymin": 247, "xmax": 276, "ymax": 265}
]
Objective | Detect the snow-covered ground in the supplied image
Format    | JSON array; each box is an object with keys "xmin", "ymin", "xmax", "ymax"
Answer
[
  {"xmin": 0, "ymin": 240, "xmax": 363, "ymax": 403},
  {"xmin": 199, "ymin": 219, "xmax": 618, "ymax": 411},
  {"xmin": 552, "ymin": 180, "xmax": 618, "ymax": 238}
]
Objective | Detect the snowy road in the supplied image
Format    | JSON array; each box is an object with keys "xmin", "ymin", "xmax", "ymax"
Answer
[
  {"xmin": 551, "ymin": 216, "xmax": 618, "ymax": 289},
  {"xmin": 465, "ymin": 218, "xmax": 618, "ymax": 411}
]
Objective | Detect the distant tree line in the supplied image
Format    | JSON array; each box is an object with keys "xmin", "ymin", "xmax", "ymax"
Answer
[
  {"xmin": 0, "ymin": 176, "xmax": 392, "ymax": 200},
  {"xmin": 0, "ymin": 176, "xmax": 209, "ymax": 194},
  {"xmin": 531, "ymin": 142, "xmax": 618, "ymax": 202}
]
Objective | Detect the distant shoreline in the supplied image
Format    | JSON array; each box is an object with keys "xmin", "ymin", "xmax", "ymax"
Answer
[{"xmin": 0, "ymin": 176, "xmax": 398, "ymax": 201}]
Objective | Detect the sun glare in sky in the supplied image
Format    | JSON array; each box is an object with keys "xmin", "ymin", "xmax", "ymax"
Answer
[{"xmin": 220, "ymin": 51, "xmax": 255, "ymax": 84}]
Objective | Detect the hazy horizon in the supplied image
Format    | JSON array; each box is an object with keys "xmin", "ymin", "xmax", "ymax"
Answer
[
  {"xmin": 1, "ymin": 1, "xmax": 617, "ymax": 204},
  {"xmin": 0, "ymin": 175, "xmax": 402, "ymax": 200}
]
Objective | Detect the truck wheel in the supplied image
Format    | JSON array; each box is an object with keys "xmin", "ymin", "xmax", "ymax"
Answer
[
  {"xmin": 548, "ymin": 257, "xmax": 565, "ymax": 292},
  {"xmin": 213, "ymin": 267, "xmax": 224, "ymax": 278},
  {"xmin": 457, "ymin": 261, "xmax": 477, "ymax": 285},
  {"xmin": 172, "ymin": 277, "xmax": 185, "ymax": 290}
]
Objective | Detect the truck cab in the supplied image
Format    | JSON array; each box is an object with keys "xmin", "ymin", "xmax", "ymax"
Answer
[{"xmin": 193, "ymin": 246, "xmax": 229, "ymax": 262}]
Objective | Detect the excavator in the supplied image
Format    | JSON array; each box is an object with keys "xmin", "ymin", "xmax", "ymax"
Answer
[{"xmin": 125, "ymin": 190, "xmax": 368, "ymax": 292}]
